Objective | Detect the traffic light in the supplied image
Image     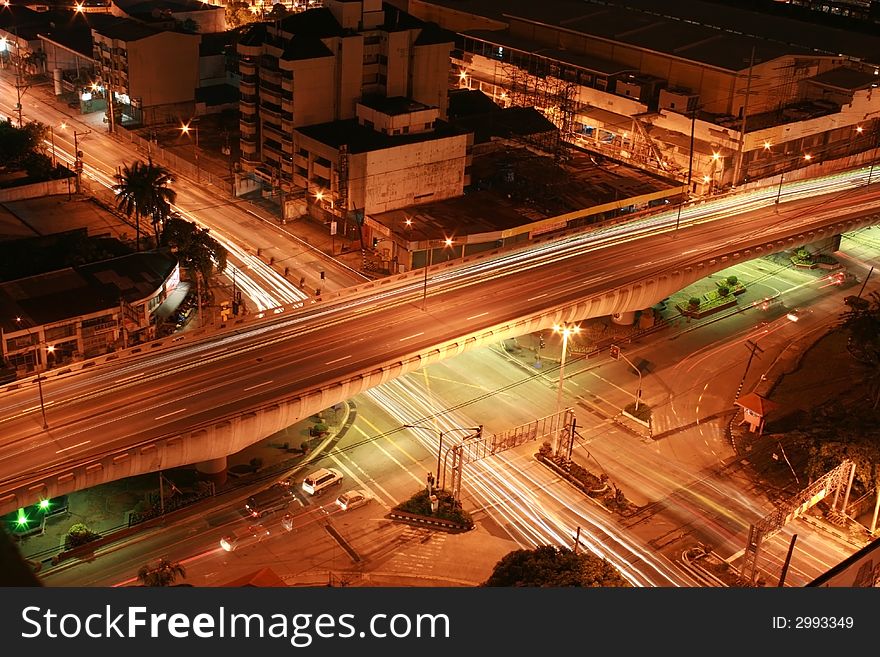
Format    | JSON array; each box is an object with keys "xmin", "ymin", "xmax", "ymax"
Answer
[{"xmin": 610, "ymin": 344, "xmax": 620, "ymax": 360}]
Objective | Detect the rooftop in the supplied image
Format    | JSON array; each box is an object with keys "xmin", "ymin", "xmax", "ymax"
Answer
[
  {"xmin": 371, "ymin": 145, "xmax": 676, "ymax": 241},
  {"xmin": 296, "ymin": 118, "xmax": 467, "ymax": 154},
  {"xmin": 807, "ymin": 66, "xmax": 879, "ymax": 91},
  {"xmin": 91, "ymin": 18, "xmax": 161, "ymax": 42},
  {"xmin": 421, "ymin": 0, "xmax": 880, "ymax": 69},
  {"xmin": 359, "ymin": 95, "xmax": 433, "ymax": 116},
  {"xmin": 0, "ymin": 252, "xmax": 177, "ymax": 332}
]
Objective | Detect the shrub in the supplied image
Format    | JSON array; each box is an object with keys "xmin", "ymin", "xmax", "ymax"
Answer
[
  {"xmin": 64, "ymin": 523, "xmax": 100, "ymax": 550},
  {"xmin": 688, "ymin": 297, "xmax": 701, "ymax": 308},
  {"xmin": 726, "ymin": 275, "xmax": 738, "ymax": 286},
  {"xmin": 717, "ymin": 286, "xmax": 730, "ymax": 297},
  {"xmin": 394, "ymin": 488, "xmax": 473, "ymax": 527}
]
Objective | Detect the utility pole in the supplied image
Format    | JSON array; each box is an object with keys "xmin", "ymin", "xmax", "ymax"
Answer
[
  {"xmin": 777, "ymin": 534, "xmax": 797, "ymax": 587},
  {"xmin": 732, "ymin": 47, "xmax": 756, "ymax": 187},
  {"xmin": 12, "ymin": 31, "xmax": 29, "ymax": 128},
  {"xmin": 734, "ymin": 340, "xmax": 763, "ymax": 403}
]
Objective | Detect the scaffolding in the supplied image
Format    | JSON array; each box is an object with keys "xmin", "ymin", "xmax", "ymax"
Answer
[
  {"xmin": 502, "ymin": 54, "xmax": 578, "ymax": 161},
  {"xmin": 739, "ymin": 459, "xmax": 854, "ymax": 585}
]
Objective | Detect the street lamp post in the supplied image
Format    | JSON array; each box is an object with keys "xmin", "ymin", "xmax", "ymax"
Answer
[
  {"xmin": 551, "ymin": 322, "xmax": 580, "ymax": 454},
  {"xmin": 403, "ymin": 424, "xmax": 482, "ymax": 485},
  {"xmin": 14, "ymin": 317, "xmax": 50, "ymax": 430},
  {"xmin": 180, "ymin": 120, "xmax": 200, "ymax": 183},
  {"xmin": 405, "ymin": 218, "xmax": 451, "ymax": 312},
  {"xmin": 612, "ymin": 345, "xmax": 643, "ymax": 411}
]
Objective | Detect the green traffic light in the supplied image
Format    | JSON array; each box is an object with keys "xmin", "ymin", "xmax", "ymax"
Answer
[
  {"xmin": 15, "ymin": 508, "xmax": 29, "ymax": 528},
  {"xmin": 38, "ymin": 499, "xmax": 50, "ymax": 511}
]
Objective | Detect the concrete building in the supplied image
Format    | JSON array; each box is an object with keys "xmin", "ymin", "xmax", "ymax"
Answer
[
  {"xmin": 237, "ymin": 0, "xmax": 464, "ymax": 226},
  {"xmin": 396, "ymin": 0, "xmax": 880, "ymax": 191},
  {"xmin": 92, "ymin": 19, "xmax": 200, "ymax": 125},
  {"xmin": 111, "ymin": 0, "xmax": 227, "ymax": 33},
  {"xmin": 0, "ymin": 252, "xmax": 179, "ymax": 372}
]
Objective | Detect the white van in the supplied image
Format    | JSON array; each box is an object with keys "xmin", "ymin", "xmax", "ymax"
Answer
[{"xmin": 301, "ymin": 468, "xmax": 343, "ymax": 496}]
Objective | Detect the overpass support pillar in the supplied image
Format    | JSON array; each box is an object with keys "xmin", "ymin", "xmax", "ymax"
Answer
[
  {"xmin": 610, "ymin": 311, "xmax": 636, "ymax": 326},
  {"xmin": 196, "ymin": 456, "xmax": 227, "ymax": 486},
  {"xmin": 805, "ymin": 234, "xmax": 841, "ymax": 255}
]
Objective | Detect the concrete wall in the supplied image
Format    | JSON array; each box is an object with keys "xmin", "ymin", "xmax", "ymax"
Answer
[
  {"xmin": 3, "ymin": 209, "xmax": 878, "ymax": 515},
  {"xmin": 0, "ymin": 177, "xmax": 74, "ymax": 203},
  {"xmin": 128, "ymin": 31, "xmax": 200, "ymax": 108},
  {"xmin": 359, "ymin": 133, "xmax": 467, "ymax": 213}
]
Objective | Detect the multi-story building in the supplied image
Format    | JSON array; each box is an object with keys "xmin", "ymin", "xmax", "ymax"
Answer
[
  {"xmin": 237, "ymin": 0, "xmax": 467, "ymax": 226},
  {"xmin": 0, "ymin": 252, "xmax": 179, "ymax": 372},
  {"xmin": 92, "ymin": 19, "xmax": 200, "ymax": 125},
  {"xmin": 397, "ymin": 0, "xmax": 880, "ymax": 191}
]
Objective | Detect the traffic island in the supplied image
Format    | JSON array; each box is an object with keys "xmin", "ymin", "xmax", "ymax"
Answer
[
  {"xmin": 535, "ymin": 443, "xmax": 638, "ymax": 517},
  {"xmin": 389, "ymin": 489, "xmax": 474, "ymax": 532}
]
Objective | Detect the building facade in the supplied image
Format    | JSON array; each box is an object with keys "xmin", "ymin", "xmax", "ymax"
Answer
[
  {"xmin": 399, "ymin": 0, "xmax": 880, "ymax": 191},
  {"xmin": 92, "ymin": 20, "xmax": 200, "ymax": 125},
  {"xmin": 0, "ymin": 253, "xmax": 179, "ymax": 373},
  {"xmin": 237, "ymin": 0, "xmax": 463, "ymax": 222}
]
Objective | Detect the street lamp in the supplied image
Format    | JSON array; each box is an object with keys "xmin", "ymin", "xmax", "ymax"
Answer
[
  {"xmin": 405, "ymin": 218, "xmax": 451, "ymax": 312},
  {"xmin": 180, "ymin": 120, "xmax": 200, "ymax": 183},
  {"xmin": 60, "ymin": 122, "xmax": 90, "ymax": 194},
  {"xmin": 551, "ymin": 322, "xmax": 580, "ymax": 454},
  {"xmin": 403, "ymin": 424, "xmax": 482, "ymax": 485},
  {"xmin": 610, "ymin": 344, "xmax": 643, "ymax": 411},
  {"xmin": 14, "ymin": 317, "xmax": 49, "ymax": 430}
]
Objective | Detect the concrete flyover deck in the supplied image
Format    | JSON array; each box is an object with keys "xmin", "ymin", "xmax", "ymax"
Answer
[{"xmin": 1, "ymin": 171, "xmax": 879, "ymax": 515}]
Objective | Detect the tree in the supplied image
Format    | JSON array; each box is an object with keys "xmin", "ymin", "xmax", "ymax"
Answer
[
  {"xmin": 137, "ymin": 558, "xmax": 186, "ymax": 587},
  {"xmin": 113, "ymin": 159, "xmax": 177, "ymax": 251},
  {"xmin": 162, "ymin": 214, "xmax": 228, "ymax": 317},
  {"xmin": 225, "ymin": 1, "xmax": 259, "ymax": 28},
  {"xmin": 268, "ymin": 3, "xmax": 288, "ymax": 19},
  {"xmin": 839, "ymin": 291, "xmax": 880, "ymax": 408},
  {"xmin": 484, "ymin": 545, "xmax": 630, "ymax": 587}
]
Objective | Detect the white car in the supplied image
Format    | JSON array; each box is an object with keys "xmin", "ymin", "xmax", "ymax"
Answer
[
  {"xmin": 301, "ymin": 467, "xmax": 343, "ymax": 496},
  {"xmin": 220, "ymin": 525, "xmax": 270, "ymax": 552},
  {"xmin": 786, "ymin": 308, "xmax": 803, "ymax": 322},
  {"xmin": 335, "ymin": 489, "xmax": 372, "ymax": 511}
]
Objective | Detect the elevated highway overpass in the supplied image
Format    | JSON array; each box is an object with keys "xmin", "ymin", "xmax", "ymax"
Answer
[{"xmin": 2, "ymin": 169, "xmax": 880, "ymax": 514}]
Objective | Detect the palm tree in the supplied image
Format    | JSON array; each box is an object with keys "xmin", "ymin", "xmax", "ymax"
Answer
[
  {"xmin": 137, "ymin": 558, "xmax": 186, "ymax": 587},
  {"xmin": 113, "ymin": 159, "xmax": 177, "ymax": 251}
]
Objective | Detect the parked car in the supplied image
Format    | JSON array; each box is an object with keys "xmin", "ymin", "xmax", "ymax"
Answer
[
  {"xmin": 301, "ymin": 468, "xmax": 343, "ymax": 496},
  {"xmin": 335, "ymin": 489, "xmax": 372, "ymax": 512},
  {"xmin": 220, "ymin": 524, "xmax": 270, "ymax": 552}
]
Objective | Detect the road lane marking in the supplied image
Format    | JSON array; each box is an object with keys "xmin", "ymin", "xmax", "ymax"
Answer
[
  {"xmin": 466, "ymin": 312, "xmax": 488, "ymax": 320},
  {"xmin": 155, "ymin": 408, "xmax": 187, "ymax": 420},
  {"xmin": 527, "ymin": 293, "xmax": 547, "ymax": 301},
  {"xmin": 55, "ymin": 440, "xmax": 91, "ymax": 454},
  {"xmin": 325, "ymin": 355, "xmax": 352, "ymax": 365},
  {"xmin": 243, "ymin": 380, "xmax": 273, "ymax": 391},
  {"xmin": 399, "ymin": 332, "xmax": 424, "ymax": 342}
]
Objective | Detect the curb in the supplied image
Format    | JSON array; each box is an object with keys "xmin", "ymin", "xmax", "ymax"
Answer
[{"xmin": 387, "ymin": 511, "xmax": 473, "ymax": 532}]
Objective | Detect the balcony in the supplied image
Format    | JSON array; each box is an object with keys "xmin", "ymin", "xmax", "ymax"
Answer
[{"xmin": 239, "ymin": 58, "xmax": 257, "ymax": 75}]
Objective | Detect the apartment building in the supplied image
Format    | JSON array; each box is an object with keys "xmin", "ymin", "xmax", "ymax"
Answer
[
  {"xmin": 92, "ymin": 19, "xmax": 200, "ymax": 125},
  {"xmin": 237, "ymin": 0, "xmax": 466, "ymax": 223}
]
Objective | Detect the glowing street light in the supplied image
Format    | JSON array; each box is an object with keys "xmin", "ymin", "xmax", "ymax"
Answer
[
  {"xmin": 180, "ymin": 120, "xmax": 200, "ymax": 182},
  {"xmin": 14, "ymin": 317, "xmax": 50, "ymax": 430},
  {"xmin": 551, "ymin": 322, "xmax": 580, "ymax": 454}
]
